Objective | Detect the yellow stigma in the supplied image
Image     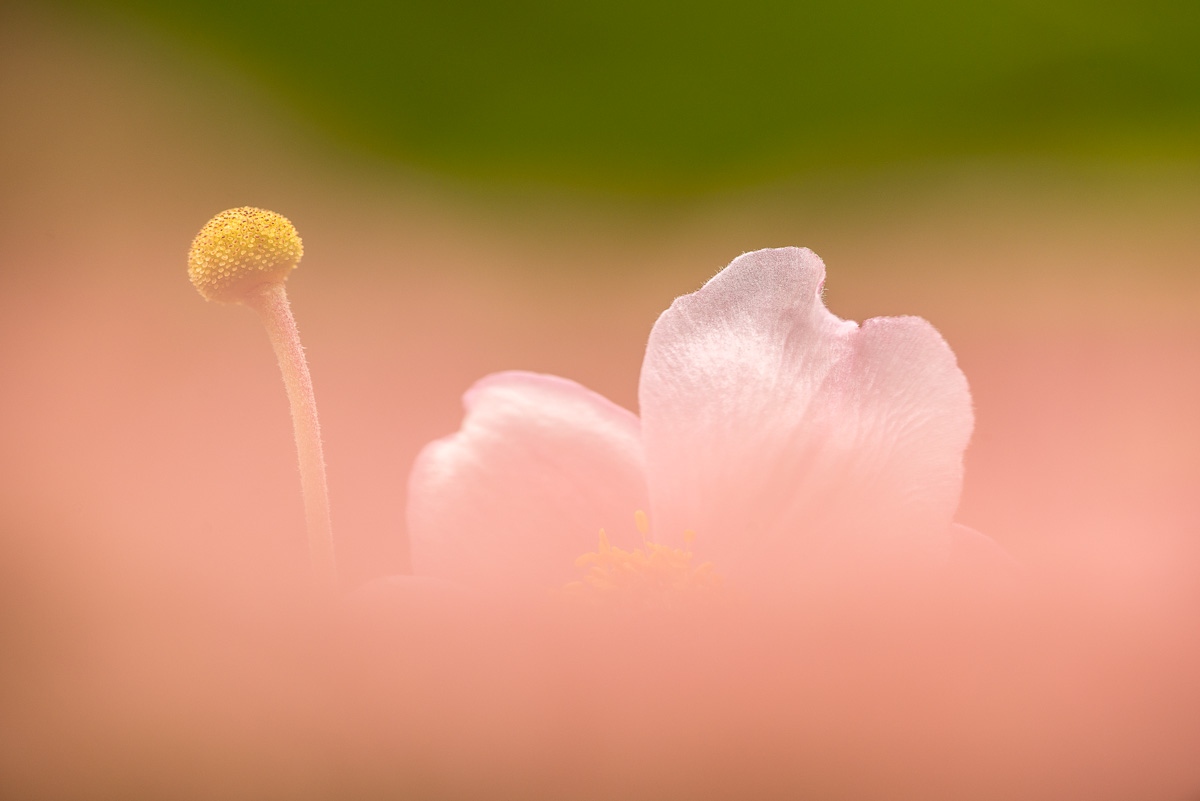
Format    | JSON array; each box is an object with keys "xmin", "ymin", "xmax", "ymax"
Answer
[
  {"xmin": 187, "ymin": 207, "xmax": 303, "ymax": 303},
  {"xmin": 562, "ymin": 515, "xmax": 723, "ymax": 611}
]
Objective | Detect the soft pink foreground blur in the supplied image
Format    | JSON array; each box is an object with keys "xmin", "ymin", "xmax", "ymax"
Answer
[{"xmin": 2, "ymin": 6, "xmax": 1200, "ymax": 800}]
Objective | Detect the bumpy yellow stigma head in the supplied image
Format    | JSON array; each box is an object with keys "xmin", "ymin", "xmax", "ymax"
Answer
[{"xmin": 188, "ymin": 207, "xmax": 303, "ymax": 303}]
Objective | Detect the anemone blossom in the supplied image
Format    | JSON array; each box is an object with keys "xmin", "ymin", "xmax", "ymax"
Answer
[{"xmin": 407, "ymin": 248, "xmax": 1002, "ymax": 601}]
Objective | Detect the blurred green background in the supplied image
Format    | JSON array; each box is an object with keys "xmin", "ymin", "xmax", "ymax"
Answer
[{"xmin": 72, "ymin": 0, "xmax": 1200, "ymax": 196}]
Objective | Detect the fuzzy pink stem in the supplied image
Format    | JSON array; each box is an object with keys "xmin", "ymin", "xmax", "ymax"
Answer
[{"xmin": 247, "ymin": 282, "xmax": 336, "ymax": 584}]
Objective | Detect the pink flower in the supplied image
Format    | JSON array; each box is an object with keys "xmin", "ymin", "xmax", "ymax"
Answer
[{"xmin": 407, "ymin": 247, "xmax": 1001, "ymax": 599}]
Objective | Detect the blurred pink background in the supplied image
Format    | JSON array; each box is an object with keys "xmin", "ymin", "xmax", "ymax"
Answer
[{"xmin": 3, "ymin": 4, "xmax": 1200, "ymax": 799}]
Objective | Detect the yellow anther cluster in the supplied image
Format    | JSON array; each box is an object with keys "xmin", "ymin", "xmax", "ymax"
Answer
[
  {"xmin": 187, "ymin": 207, "xmax": 303, "ymax": 303},
  {"xmin": 563, "ymin": 519, "xmax": 723, "ymax": 612}
]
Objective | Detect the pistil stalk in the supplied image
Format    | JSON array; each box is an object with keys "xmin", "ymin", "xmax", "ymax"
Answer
[{"xmin": 246, "ymin": 282, "xmax": 336, "ymax": 584}]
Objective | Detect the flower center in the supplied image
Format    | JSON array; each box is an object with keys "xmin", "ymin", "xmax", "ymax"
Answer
[{"xmin": 561, "ymin": 511, "xmax": 724, "ymax": 610}]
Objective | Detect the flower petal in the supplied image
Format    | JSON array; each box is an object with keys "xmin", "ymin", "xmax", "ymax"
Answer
[
  {"xmin": 639, "ymin": 247, "xmax": 973, "ymax": 580},
  {"xmin": 408, "ymin": 371, "xmax": 649, "ymax": 588}
]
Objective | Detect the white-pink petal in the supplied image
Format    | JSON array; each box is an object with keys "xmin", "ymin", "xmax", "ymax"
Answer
[
  {"xmin": 638, "ymin": 248, "xmax": 974, "ymax": 581},
  {"xmin": 407, "ymin": 371, "xmax": 649, "ymax": 588}
]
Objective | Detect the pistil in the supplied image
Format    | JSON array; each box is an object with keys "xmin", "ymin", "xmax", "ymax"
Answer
[{"xmin": 187, "ymin": 207, "xmax": 336, "ymax": 585}]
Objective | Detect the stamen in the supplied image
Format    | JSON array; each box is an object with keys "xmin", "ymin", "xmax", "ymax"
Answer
[{"xmin": 562, "ymin": 520, "xmax": 723, "ymax": 611}]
